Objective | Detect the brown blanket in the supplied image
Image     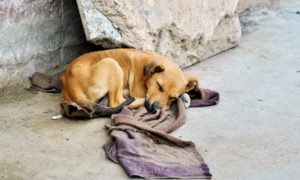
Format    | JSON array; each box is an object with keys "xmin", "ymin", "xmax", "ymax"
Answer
[
  {"xmin": 28, "ymin": 71, "xmax": 219, "ymax": 179},
  {"xmin": 104, "ymin": 98, "xmax": 212, "ymax": 179}
]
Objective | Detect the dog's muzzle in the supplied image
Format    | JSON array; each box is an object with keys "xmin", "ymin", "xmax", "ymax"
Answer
[{"xmin": 145, "ymin": 95, "xmax": 160, "ymax": 112}]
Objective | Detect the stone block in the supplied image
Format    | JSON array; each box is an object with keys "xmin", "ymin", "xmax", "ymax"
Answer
[{"xmin": 77, "ymin": 0, "xmax": 241, "ymax": 67}]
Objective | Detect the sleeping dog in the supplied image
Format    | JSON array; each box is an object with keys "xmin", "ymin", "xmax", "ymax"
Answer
[{"xmin": 60, "ymin": 49, "xmax": 199, "ymax": 115}]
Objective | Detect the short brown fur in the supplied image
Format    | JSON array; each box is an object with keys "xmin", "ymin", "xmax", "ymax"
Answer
[{"xmin": 61, "ymin": 49, "xmax": 199, "ymax": 108}]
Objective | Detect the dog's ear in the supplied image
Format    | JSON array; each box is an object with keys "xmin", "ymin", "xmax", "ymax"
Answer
[
  {"xmin": 143, "ymin": 62, "xmax": 165, "ymax": 76},
  {"xmin": 184, "ymin": 74, "xmax": 200, "ymax": 93}
]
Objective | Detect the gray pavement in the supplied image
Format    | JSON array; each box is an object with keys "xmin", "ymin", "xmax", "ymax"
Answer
[
  {"xmin": 0, "ymin": 1, "xmax": 300, "ymax": 179},
  {"xmin": 179, "ymin": 1, "xmax": 300, "ymax": 179}
]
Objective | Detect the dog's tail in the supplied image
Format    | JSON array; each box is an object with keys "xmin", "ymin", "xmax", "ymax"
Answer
[{"xmin": 93, "ymin": 97, "xmax": 135, "ymax": 117}]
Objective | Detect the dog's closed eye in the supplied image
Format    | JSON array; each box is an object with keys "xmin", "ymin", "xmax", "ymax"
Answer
[
  {"xmin": 169, "ymin": 97, "xmax": 177, "ymax": 102},
  {"xmin": 157, "ymin": 82, "xmax": 163, "ymax": 91}
]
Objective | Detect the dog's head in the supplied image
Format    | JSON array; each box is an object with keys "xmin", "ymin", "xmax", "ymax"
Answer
[{"xmin": 144, "ymin": 62, "xmax": 199, "ymax": 111}]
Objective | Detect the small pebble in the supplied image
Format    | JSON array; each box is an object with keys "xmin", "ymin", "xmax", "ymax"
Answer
[{"xmin": 51, "ymin": 114, "xmax": 63, "ymax": 120}]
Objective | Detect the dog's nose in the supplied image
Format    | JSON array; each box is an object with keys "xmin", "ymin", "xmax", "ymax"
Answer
[
  {"xmin": 151, "ymin": 103, "xmax": 160, "ymax": 110},
  {"xmin": 145, "ymin": 99, "xmax": 160, "ymax": 112}
]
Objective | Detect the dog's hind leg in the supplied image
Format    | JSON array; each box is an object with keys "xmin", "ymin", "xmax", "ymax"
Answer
[
  {"xmin": 109, "ymin": 87, "xmax": 127, "ymax": 107},
  {"xmin": 108, "ymin": 67, "xmax": 129, "ymax": 107},
  {"xmin": 90, "ymin": 57, "xmax": 130, "ymax": 107}
]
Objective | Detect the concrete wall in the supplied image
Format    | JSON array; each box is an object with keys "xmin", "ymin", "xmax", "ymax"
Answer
[{"xmin": 0, "ymin": 0, "xmax": 98, "ymax": 89}]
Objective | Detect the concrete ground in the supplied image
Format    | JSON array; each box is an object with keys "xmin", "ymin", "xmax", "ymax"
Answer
[{"xmin": 1, "ymin": 1, "xmax": 299, "ymax": 179}]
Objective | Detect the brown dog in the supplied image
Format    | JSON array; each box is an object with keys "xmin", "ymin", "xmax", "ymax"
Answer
[{"xmin": 60, "ymin": 49, "xmax": 199, "ymax": 113}]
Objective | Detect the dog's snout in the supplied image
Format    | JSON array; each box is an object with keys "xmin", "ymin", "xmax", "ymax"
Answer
[
  {"xmin": 145, "ymin": 98, "xmax": 160, "ymax": 112},
  {"xmin": 151, "ymin": 103, "xmax": 160, "ymax": 110},
  {"xmin": 145, "ymin": 98, "xmax": 152, "ymax": 112}
]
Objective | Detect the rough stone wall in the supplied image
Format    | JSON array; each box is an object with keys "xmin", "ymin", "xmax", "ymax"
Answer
[
  {"xmin": 0, "ymin": 0, "xmax": 97, "ymax": 89},
  {"xmin": 77, "ymin": 0, "xmax": 242, "ymax": 68}
]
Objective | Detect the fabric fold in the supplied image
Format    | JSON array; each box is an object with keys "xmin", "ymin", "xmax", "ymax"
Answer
[{"xmin": 103, "ymin": 98, "xmax": 213, "ymax": 179}]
